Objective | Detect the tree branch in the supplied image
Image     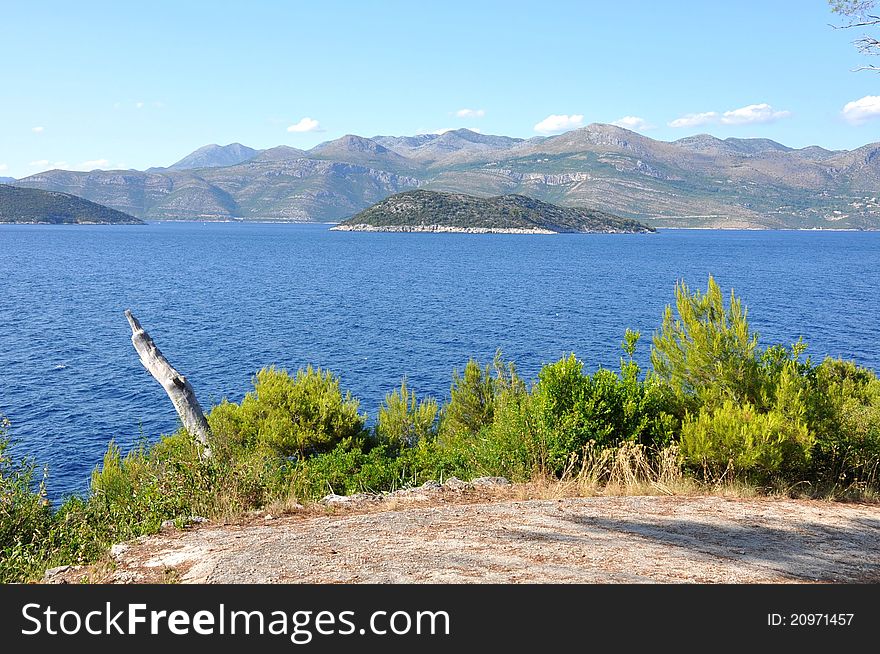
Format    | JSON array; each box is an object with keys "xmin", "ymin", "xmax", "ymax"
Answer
[{"xmin": 125, "ymin": 310, "xmax": 212, "ymax": 456}]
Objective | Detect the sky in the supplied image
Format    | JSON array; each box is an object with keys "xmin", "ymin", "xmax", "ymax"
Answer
[{"xmin": 1, "ymin": 0, "xmax": 879, "ymax": 179}]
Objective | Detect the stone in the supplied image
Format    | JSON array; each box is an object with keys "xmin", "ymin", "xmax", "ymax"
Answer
[
  {"xmin": 320, "ymin": 493, "xmax": 380, "ymax": 506},
  {"xmin": 161, "ymin": 516, "xmax": 209, "ymax": 530},
  {"xmin": 471, "ymin": 476, "xmax": 511, "ymax": 487},
  {"xmin": 443, "ymin": 477, "xmax": 470, "ymax": 490},
  {"xmin": 110, "ymin": 543, "xmax": 129, "ymax": 558},
  {"xmin": 43, "ymin": 565, "xmax": 70, "ymax": 578}
]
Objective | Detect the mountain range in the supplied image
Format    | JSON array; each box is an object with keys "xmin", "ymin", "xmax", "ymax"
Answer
[{"xmin": 11, "ymin": 124, "xmax": 880, "ymax": 228}]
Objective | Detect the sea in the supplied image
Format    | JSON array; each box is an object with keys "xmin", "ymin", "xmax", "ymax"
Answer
[{"xmin": 1, "ymin": 222, "xmax": 878, "ymax": 499}]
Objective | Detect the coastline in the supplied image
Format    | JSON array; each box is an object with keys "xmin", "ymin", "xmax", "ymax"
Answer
[
  {"xmin": 330, "ymin": 223, "xmax": 558, "ymax": 234},
  {"xmin": 1, "ymin": 219, "xmax": 875, "ymax": 232}
]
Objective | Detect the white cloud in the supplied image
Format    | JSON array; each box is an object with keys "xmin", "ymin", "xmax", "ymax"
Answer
[
  {"xmin": 720, "ymin": 103, "xmax": 791, "ymax": 125},
  {"xmin": 841, "ymin": 95, "xmax": 880, "ymax": 125},
  {"xmin": 29, "ymin": 159, "xmax": 50, "ymax": 167},
  {"xmin": 287, "ymin": 117, "xmax": 322, "ymax": 133},
  {"xmin": 668, "ymin": 104, "xmax": 791, "ymax": 128},
  {"xmin": 31, "ymin": 126, "xmax": 45, "ymax": 134},
  {"xmin": 455, "ymin": 108, "xmax": 485, "ymax": 118},
  {"xmin": 135, "ymin": 101, "xmax": 144, "ymax": 109},
  {"xmin": 668, "ymin": 111, "xmax": 718, "ymax": 128},
  {"xmin": 533, "ymin": 114, "xmax": 584, "ymax": 135},
  {"xmin": 610, "ymin": 116, "xmax": 654, "ymax": 131},
  {"xmin": 0, "ymin": 163, "xmax": 8, "ymax": 172}
]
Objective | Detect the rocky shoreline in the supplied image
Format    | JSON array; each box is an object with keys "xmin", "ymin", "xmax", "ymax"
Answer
[{"xmin": 330, "ymin": 223, "xmax": 557, "ymax": 234}]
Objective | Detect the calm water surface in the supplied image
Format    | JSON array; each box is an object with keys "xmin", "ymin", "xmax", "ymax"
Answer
[{"xmin": 1, "ymin": 223, "xmax": 878, "ymax": 498}]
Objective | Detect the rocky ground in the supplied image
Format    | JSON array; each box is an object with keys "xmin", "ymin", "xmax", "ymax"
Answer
[{"xmin": 44, "ymin": 479, "xmax": 880, "ymax": 584}]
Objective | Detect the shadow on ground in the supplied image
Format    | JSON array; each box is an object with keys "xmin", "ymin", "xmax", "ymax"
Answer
[{"xmin": 531, "ymin": 514, "xmax": 880, "ymax": 582}]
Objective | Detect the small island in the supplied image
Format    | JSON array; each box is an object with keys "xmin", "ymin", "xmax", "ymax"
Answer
[
  {"xmin": 331, "ymin": 190, "xmax": 655, "ymax": 234},
  {"xmin": 0, "ymin": 185, "xmax": 143, "ymax": 224}
]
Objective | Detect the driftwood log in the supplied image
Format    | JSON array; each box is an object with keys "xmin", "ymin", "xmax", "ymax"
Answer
[{"xmin": 124, "ymin": 309, "xmax": 211, "ymax": 456}]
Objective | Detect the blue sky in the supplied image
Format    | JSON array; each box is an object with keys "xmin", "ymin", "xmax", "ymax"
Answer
[{"xmin": 1, "ymin": 0, "xmax": 878, "ymax": 178}]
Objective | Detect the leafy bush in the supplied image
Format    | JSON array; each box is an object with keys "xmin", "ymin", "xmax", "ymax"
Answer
[
  {"xmin": 289, "ymin": 443, "xmax": 401, "ymax": 499},
  {"xmin": 503, "ymin": 340, "xmax": 678, "ymax": 476},
  {"xmin": 650, "ymin": 276, "xmax": 823, "ymax": 483},
  {"xmin": 431, "ymin": 353, "xmax": 532, "ymax": 480},
  {"xmin": 680, "ymin": 401, "xmax": 812, "ymax": 482},
  {"xmin": 376, "ymin": 379, "xmax": 438, "ymax": 447},
  {"xmin": 208, "ymin": 366, "xmax": 366, "ymax": 459},
  {"xmin": 806, "ymin": 358, "xmax": 880, "ymax": 489},
  {"xmin": 440, "ymin": 352, "xmax": 524, "ymax": 441},
  {"xmin": 289, "ymin": 429, "xmax": 521, "ymax": 501},
  {"xmin": 651, "ymin": 276, "xmax": 763, "ymax": 408},
  {"xmin": 0, "ymin": 418, "xmax": 53, "ymax": 583}
]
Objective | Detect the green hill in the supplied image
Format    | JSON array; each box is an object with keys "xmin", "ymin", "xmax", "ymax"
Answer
[
  {"xmin": 0, "ymin": 185, "xmax": 143, "ymax": 224},
  {"xmin": 333, "ymin": 190, "xmax": 655, "ymax": 233}
]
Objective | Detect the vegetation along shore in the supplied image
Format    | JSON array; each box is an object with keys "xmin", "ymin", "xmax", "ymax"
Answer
[{"xmin": 2, "ymin": 276, "xmax": 879, "ymax": 583}]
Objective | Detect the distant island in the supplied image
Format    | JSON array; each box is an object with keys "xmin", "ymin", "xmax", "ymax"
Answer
[
  {"xmin": 0, "ymin": 185, "xmax": 143, "ymax": 224},
  {"xmin": 331, "ymin": 190, "xmax": 655, "ymax": 234}
]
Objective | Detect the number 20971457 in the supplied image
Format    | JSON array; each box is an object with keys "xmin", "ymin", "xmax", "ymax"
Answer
[{"xmin": 768, "ymin": 613, "xmax": 854, "ymax": 627}]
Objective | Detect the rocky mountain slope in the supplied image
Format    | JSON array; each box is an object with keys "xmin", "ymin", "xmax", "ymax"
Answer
[
  {"xmin": 0, "ymin": 185, "xmax": 143, "ymax": 224},
  {"xmin": 165, "ymin": 143, "xmax": 258, "ymax": 171},
  {"xmin": 335, "ymin": 189, "xmax": 655, "ymax": 233},
  {"xmin": 12, "ymin": 124, "xmax": 880, "ymax": 228}
]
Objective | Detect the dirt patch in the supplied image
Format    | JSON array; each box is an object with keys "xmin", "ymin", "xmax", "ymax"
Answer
[{"xmin": 47, "ymin": 488, "xmax": 880, "ymax": 584}]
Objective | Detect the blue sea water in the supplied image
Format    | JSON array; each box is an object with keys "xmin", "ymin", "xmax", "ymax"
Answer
[{"xmin": 1, "ymin": 222, "xmax": 879, "ymax": 499}]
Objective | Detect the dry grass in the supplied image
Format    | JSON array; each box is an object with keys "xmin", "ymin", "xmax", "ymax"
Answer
[
  {"xmin": 569, "ymin": 442, "xmax": 693, "ymax": 497},
  {"xmin": 508, "ymin": 443, "xmax": 854, "ymax": 503},
  {"xmin": 153, "ymin": 443, "xmax": 880, "ymax": 533}
]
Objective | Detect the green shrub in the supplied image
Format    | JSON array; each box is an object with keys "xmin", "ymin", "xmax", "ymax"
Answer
[
  {"xmin": 208, "ymin": 366, "xmax": 366, "ymax": 459},
  {"xmin": 397, "ymin": 436, "xmax": 476, "ymax": 483},
  {"xmin": 651, "ymin": 276, "xmax": 763, "ymax": 408},
  {"xmin": 457, "ymin": 419, "xmax": 536, "ymax": 482},
  {"xmin": 806, "ymin": 358, "xmax": 880, "ymax": 489},
  {"xmin": 289, "ymin": 443, "xmax": 401, "ymax": 499},
  {"xmin": 0, "ymin": 418, "xmax": 54, "ymax": 583},
  {"xmin": 86, "ymin": 436, "xmax": 211, "ymax": 540},
  {"xmin": 680, "ymin": 400, "xmax": 812, "ymax": 482},
  {"xmin": 509, "ymin": 346, "xmax": 678, "ymax": 476},
  {"xmin": 440, "ymin": 352, "xmax": 524, "ymax": 441},
  {"xmin": 289, "ymin": 430, "xmax": 506, "ymax": 502},
  {"xmin": 376, "ymin": 379, "xmax": 438, "ymax": 447}
]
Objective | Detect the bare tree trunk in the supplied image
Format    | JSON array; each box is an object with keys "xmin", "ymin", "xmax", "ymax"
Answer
[{"xmin": 124, "ymin": 309, "xmax": 211, "ymax": 456}]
